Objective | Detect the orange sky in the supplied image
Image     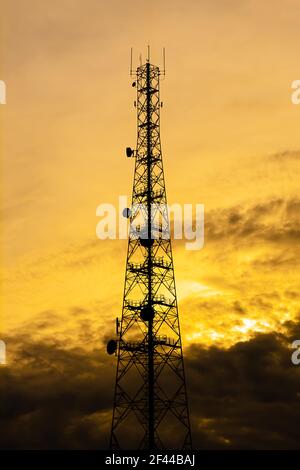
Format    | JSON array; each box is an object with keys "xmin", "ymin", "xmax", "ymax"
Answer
[
  {"xmin": 2, "ymin": 0, "xmax": 300, "ymax": 451},
  {"xmin": 1, "ymin": 0, "xmax": 300, "ymax": 354}
]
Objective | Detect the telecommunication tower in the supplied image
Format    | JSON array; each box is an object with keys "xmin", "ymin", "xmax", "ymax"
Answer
[{"xmin": 107, "ymin": 49, "xmax": 192, "ymax": 450}]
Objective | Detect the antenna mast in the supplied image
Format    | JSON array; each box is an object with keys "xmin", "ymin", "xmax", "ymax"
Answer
[{"xmin": 107, "ymin": 49, "xmax": 191, "ymax": 450}]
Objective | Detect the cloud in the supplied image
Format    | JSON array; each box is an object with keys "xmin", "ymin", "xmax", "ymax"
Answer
[
  {"xmin": 269, "ymin": 150, "xmax": 300, "ymax": 161},
  {"xmin": 204, "ymin": 198, "xmax": 300, "ymax": 245},
  {"xmin": 186, "ymin": 317, "xmax": 300, "ymax": 449},
  {"xmin": 2, "ymin": 316, "xmax": 300, "ymax": 449},
  {"xmin": 0, "ymin": 335, "xmax": 115, "ymax": 449},
  {"xmin": 172, "ymin": 197, "xmax": 300, "ymax": 255},
  {"xmin": 170, "ymin": 196, "xmax": 300, "ymax": 349}
]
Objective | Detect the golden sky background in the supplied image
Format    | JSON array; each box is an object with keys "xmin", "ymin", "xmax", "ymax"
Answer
[{"xmin": 1, "ymin": 0, "xmax": 300, "ymax": 449}]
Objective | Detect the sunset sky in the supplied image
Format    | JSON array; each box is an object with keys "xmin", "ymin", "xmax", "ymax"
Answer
[{"xmin": 1, "ymin": 0, "xmax": 300, "ymax": 449}]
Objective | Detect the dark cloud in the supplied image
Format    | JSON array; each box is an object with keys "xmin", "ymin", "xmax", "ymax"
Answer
[
  {"xmin": 173, "ymin": 197, "xmax": 300, "ymax": 253},
  {"xmin": 250, "ymin": 252, "xmax": 299, "ymax": 270},
  {"xmin": 186, "ymin": 318, "xmax": 300, "ymax": 449},
  {"xmin": 232, "ymin": 300, "xmax": 246, "ymax": 314},
  {"xmin": 269, "ymin": 150, "xmax": 300, "ymax": 161},
  {"xmin": 0, "ymin": 336, "xmax": 115, "ymax": 449},
  {"xmin": 204, "ymin": 198, "xmax": 300, "ymax": 246},
  {"xmin": 2, "ymin": 317, "xmax": 300, "ymax": 449}
]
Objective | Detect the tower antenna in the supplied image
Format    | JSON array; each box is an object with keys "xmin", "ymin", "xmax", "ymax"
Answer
[
  {"xmin": 130, "ymin": 47, "xmax": 133, "ymax": 75},
  {"xmin": 108, "ymin": 51, "xmax": 192, "ymax": 450}
]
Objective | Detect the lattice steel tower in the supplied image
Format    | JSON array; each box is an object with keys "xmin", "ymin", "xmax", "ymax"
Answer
[{"xmin": 107, "ymin": 52, "xmax": 192, "ymax": 450}]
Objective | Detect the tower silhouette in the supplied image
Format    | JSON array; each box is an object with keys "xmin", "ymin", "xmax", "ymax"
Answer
[{"xmin": 107, "ymin": 54, "xmax": 192, "ymax": 450}]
